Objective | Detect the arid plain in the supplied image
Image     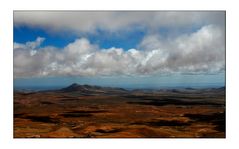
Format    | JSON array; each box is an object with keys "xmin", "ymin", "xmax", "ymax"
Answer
[{"xmin": 14, "ymin": 84, "xmax": 225, "ymax": 138}]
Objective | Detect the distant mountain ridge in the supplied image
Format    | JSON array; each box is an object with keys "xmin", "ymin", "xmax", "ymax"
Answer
[
  {"xmin": 60, "ymin": 83, "xmax": 128, "ymax": 95},
  {"xmin": 59, "ymin": 83, "xmax": 225, "ymax": 95}
]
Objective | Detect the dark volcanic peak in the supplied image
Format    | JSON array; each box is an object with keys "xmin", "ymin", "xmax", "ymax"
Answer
[
  {"xmin": 69, "ymin": 83, "xmax": 78, "ymax": 88},
  {"xmin": 60, "ymin": 83, "xmax": 128, "ymax": 94},
  {"xmin": 60, "ymin": 83, "xmax": 94, "ymax": 92}
]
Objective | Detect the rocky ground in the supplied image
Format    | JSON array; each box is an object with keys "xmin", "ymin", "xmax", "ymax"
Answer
[{"xmin": 14, "ymin": 84, "xmax": 225, "ymax": 138}]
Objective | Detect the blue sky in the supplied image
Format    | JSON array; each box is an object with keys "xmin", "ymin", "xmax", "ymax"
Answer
[
  {"xmin": 14, "ymin": 26, "xmax": 146, "ymax": 50},
  {"xmin": 13, "ymin": 11, "xmax": 225, "ymax": 89},
  {"xmin": 14, "ymin": 26, "xmax": 77, "ymax": 48}
]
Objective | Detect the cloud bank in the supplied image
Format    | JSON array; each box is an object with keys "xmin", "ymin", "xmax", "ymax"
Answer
[
  {"xmin": 14, "ymin": 24, "xmax": 225, "ymax": 78},
  {"xmin": 14, "ymin": 11, "xmax": 225, "ymax": 33}
]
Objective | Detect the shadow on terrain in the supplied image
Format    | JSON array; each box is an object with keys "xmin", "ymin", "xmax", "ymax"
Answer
[
  {"xmin": 60, "ymin": 110, "xmax": 107, "ymax": 118},
  {"xmin": 184, "ymin": 112, "xmax": 225, "ymax": 132},
  {"xmin": 132, "ymin": 119, "xmax": 190, "ymax": 127},
  {"xmin": 127, "ymin": 98, "xmax": 223, "ymax": 107},
  {"xmin": 95, "ymin": 128, "xmax": 123, "ymax": 133},
  {"xmin": 24, "ymin": 115, "xmax": 58, "ymax": 123}
]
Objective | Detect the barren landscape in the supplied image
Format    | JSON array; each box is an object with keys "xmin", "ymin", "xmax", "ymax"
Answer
[{"xmin": 14, "ymin": 83, "xmax": 225, "ymax": 138}]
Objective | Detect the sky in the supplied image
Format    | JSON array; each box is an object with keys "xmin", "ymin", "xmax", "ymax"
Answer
[{"xmin": 13, "ymin": 11, "xmax": 225, "ymax": 89}]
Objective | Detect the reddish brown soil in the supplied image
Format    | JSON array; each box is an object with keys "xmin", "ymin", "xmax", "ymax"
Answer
[{"xmin": 14, "ymin": 89, "xmax": 225, "ymax": 138}]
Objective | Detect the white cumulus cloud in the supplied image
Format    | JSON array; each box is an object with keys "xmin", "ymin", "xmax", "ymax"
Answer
[{"xmin": 13, "ymin": 25, "xmax": 225, "ymax": 78}]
